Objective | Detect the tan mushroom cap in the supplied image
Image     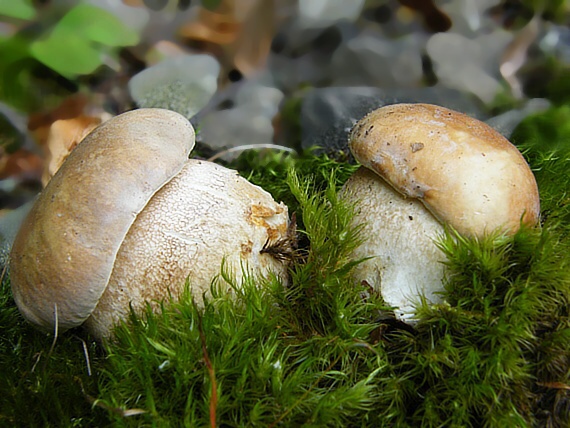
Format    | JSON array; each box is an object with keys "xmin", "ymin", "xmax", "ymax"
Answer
[
  {"xmin": 349, "ymin": 103, "xmax": 540, "ymax": 237},
  {"xmin": 10, "ymin": 109, "xmax": 195, "ymax": 333}
]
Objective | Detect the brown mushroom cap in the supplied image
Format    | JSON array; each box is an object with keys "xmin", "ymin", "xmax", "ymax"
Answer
[
  {"xmin": 349, "ymin": 103, "xmax": 540, "ymax": 237},
  {"xmin": 10, "ymin": 109, "xmax": 195, "ymax": 333}
]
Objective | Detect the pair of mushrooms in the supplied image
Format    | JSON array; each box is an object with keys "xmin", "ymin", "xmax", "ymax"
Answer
[{"xmin": 10, "ymin": 104, "xmax": 539, "ymax": 338}]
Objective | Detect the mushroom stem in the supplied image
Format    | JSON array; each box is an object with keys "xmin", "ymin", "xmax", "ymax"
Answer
[{"xmin": 341, "ymin": 167, "xmax": 445, "ymax": 320}]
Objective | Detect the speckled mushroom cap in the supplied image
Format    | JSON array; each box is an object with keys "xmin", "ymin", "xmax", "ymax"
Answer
[
  {"xmin": 349, "ymin": 103, "xmax": 540, "ymax": 237},
  {"xmin": 84, "ymin": 159, "xmax": 289, "ymax": 338},
  {"xmin": 10, "ymin": 109, "xmax": 195, "ymax": 333}
]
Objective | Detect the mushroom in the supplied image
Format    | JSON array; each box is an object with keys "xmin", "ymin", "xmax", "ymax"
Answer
[
  {"xmin": 10, "ymin": 108, "xmax": 290, "ymax": 339},
  {"xmin": 341, "ymin": 103, "xmax": 540, "ymax": 320}
]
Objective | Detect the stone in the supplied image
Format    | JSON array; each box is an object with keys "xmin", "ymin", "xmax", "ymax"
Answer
[
  {"xmin": 539, "ymin": 24, "xmax": 570, "ymax": 65},
  {"xmin": 427, "ymin": 30, "xmax": 512, "ymax": 104},
  {"xmin": 0, "ymin": 201, "xmax": 33, "ymax": 272},
  {"xmin": 331, "ymin": 33, "xmax": 424, "ymax": 88},
  {"xmin": 128, "ymin": 54, "xmax": 220, "ymax": 119},
  {"xmin": 198, "ymin": 81, "xmax": 284, "ymax": 151},
  {"xmin": 485, "ymin": 98, "xmax": 550, "ymax": 139},
  {"xmin": 439, "ymin": 0, "xmax": 501, "ymax": 34},
  {"xmin": 298, "ymin": 0, "xmax": 365, "ymax": 27}
]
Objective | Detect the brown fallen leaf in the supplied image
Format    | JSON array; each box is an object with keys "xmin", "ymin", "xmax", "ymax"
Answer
[
  {"xmin": 231, "ymin": 0, "xmax": 275, "ymax": 76},
  {"xmin": 500, "ymin": 15, "xmax": 540, "ymax": 99},
  {"xmin": 28, "ymin": 95, "xmax": 90, "ymax": 149},
  {"xmin": 122, "ymin": 0, "xmax": 144, "ymax": 6},
  {"xmin": 178, "ymin": 0, "xmax": 240, "ymax": 45},
  {"xmin": 42, "ymin": 116, "xmax": 102, "ymax": 186},
  {"xmin": 0, "ymin": 149, "xmax": 43, "ymax": 181},
  {"xmin": 178, "ymin": 0, "xmax": 277, "ymax": 78},
  {"xmin": 537, "ymin": 381, "xmax": 570, "ymax": 390},
  {"xmin": 398, "ymin": 0, "xmax": 452, "ymax": 32}
]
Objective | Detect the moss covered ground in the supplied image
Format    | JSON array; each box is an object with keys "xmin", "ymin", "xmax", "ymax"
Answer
[{"xmin": 1, "ymin": 107, "xmax": 570, "ymax": 427}]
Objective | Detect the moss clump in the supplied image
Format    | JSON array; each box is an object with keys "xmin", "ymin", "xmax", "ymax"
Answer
[{"xmin": 1, "ymin": 110, "xmax": 570, "ymax": 426}]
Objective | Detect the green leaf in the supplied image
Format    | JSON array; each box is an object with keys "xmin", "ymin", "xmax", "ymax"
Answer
[
  {"xmin": 53, "ymin": 4, "xmax": 138, "ymax": 47},
  {"xmin": 29, "ymin": 4, "xmax": 139, "ymax": 78},
  {"xmin": 30, "ymin": 32, "xmax": 103, "ymax": 78},
  {"xmin": 201, "ymin": 0, "xmax": 223, "ymax": 11},
  {"xmin": 0, "ymin": 0, "xmax": 35, "ymax": 20},
  {"xmin": 0, "ymin": 36, "xmax": 73, "ymax": 111}
]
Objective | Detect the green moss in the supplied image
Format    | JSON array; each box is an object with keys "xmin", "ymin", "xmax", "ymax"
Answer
[
  {"xmin": 1, "ymin": 111, "xmax": 570, "ymax": 426},
  {"xmin": 513, "ymin": 105, "xmax": 570, "ymax": 231},
  {"xmin": 0, "ymin": 277, "xmax": 106, "ymax": 426},
  {"xmin": 230, "ymin": 148, "xmax": 358, "ymax": 218}
]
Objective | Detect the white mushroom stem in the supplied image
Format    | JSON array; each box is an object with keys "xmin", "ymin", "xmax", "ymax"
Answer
[{"xmin": 341, "ymin": 167, "xmax": 445, "ymax": 320}]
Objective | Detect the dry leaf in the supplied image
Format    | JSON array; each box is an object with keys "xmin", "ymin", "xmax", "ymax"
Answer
[
  {"xmin": 122, "ymin": 0, "xmax": 144, "ymax": 6},
  {"xmin": 145, "ymin": 40, "xmax": 190, "ymax": 65},
  {"xmin": 398, "ymin": 0, "xmax": 452, "ymax": 32},
  {"xmin": 178, "ymin": 0, "xmax": 277, "ymax": 78},
  {"xmin": 500, "ymin": 16, "xmax": 540, "ymax": 99},
  {"xmin": 28, "ymin": 95, "xmax": 90, "ymax": 146},
  {"xmin": 0, "ymin": 149, "xmax": 43, "ymax": 181},
  {"xmin": 178, "ymin": 0, "xmax": 240, "ymax": 45},
  {"xmin": 537, "ymin": 381, "xmax": 570, "ymax": 390},
  {"xmin": 231, "ymin": 0, "xmax": 275, "ymax": 76},
  {"xmin": 42, "ymin": 116, "xmax": 102, "ymax": 186}
]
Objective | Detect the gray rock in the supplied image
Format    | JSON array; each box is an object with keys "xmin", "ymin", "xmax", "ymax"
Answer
[
  {"xmin": 426, "ymin": 30, "xmax": 511, "ymax": 104},
  {"xmin": 440, "ymin": 0, "xmax": 502, "ymax": 34},
  {"xmin": 199, "ymin": 109, "xmax": 276, "ymax": 151},
  {"xmin": 0, "ymin": 201, "xmax": 34, "ymax": 274},
  {"xmin": 267, "ymin": 20, "xmax": 358, "ymax": 91},
  {"xmin": 0, "ymin": 103, "xmax": 36, "ymax": 153},
  {"xmin": 198, "ymin": 82, "xmax": 284, "ymax": 151},
  {"xmin": 128, "ymin": 54, "xmax": 220, "ymax": 119},
  {"xmin": 301, "ymin": 87, "xmax": 387, "ymax": 153},
  {"xmin": 331, "ymin": 34, "xmax": 424, "ymax": 88},
  {"xmin": 298, "ymin": 0, "xmax": 365, "ymax": 28},
  {"xmin": 539, "ymin": 25, "xmax": 570, "ymax": 65}
]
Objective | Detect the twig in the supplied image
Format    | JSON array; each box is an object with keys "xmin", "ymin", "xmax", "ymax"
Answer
[
  {"xmin": 197, "ymin": 311, "xmax": 217, "ymax": 428},
  {"xmin": 47, "ymin": 303, "xmax": 59, "ymax": 359},
  {"xmin": 76, "ymin": 336, "xmax": 92, "ymax": 376},
  {"xmin": 207, "ymin": 144, "xmax": 296, "ymax": 162},
  {"xmin": 537, "ymin": 381, "xmax": 570, "ymax": 390},
  {"xmin": 76, "ymin": 377, "xmax": 147, "ymax": 417},
  {"xmin": 0, "ymin": 262, "xmax": 7, "ymax": 285},
  {"xmin": 33, "ymin": 304, "xmax": 59, "ymax": 374},
  {"xmin": 30, "ymin": 351, "xmax": 43, "ymax": 373}
]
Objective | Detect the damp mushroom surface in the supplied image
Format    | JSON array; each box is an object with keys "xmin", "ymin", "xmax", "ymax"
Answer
[
  {"xmin": 9, "ymin": 108, "xmax": 291, "ymax": 339},
  {"xmin": 341, "ymin": 103, "xmax": 540, "ymax": 320}
]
